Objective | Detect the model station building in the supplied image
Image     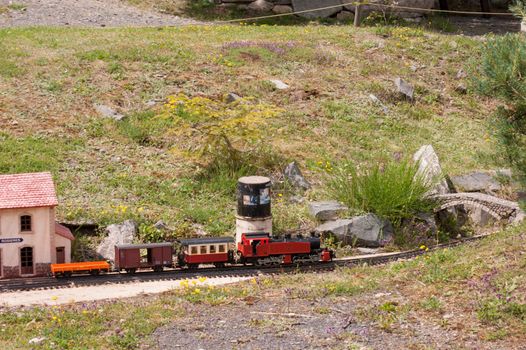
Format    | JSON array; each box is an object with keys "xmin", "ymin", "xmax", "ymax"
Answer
[{"xmin": 0, "ymin": 172, "xmax": 74, "ymax": 278}]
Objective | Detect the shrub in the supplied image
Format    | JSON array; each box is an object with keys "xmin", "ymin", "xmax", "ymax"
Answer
[
  {"xmin": 472, "ymin": 34, "xmax": 526, "ymax": 187},
  {"xmin": 327, "ymin": 160, "xmax": 436, "ymax": 226}
]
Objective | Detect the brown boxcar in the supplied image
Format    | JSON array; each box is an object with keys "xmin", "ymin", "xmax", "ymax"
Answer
[{"xmin": 115, "ymin": 243, "xmax": 173, "ymax": 273}]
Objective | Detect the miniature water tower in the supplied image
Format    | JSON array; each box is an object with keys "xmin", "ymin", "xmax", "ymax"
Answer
[{"xmin": 236, "ymin": 176, "xmax": 272, "ymax": 243}]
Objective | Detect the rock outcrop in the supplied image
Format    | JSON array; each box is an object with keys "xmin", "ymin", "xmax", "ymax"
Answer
[
  {"xmin": 315, "ymin": 213, "xmax": 394, "ymax": 247},
  {"xmin": 413, "ymin": 145, "xmax": 450, "ymax": 195},
  {"xmin": 308, "ymin": 201, "xmax": 348, "ymax": 221},
  {"xmin": 96, "ymin": 220, "xmax": 137, "ymax": 262},
  {"xmin": 283, "ymin": 161, "xmax": 311, "ymax": 191}
]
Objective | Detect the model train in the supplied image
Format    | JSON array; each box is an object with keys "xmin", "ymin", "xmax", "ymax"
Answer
[{"xmin": 50, "ymin": 232, "xmax": 333, "ymax": 277}]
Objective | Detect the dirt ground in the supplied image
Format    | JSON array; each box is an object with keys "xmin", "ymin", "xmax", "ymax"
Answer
[
  {"xmin": 0, "ymin": 0, "xmax": 521, "ymax": 34},
  {"xmin": 0, "ymin": 0, "xmax": 200, "ymax": 27},
  {"xmin": 153, "ymin": 291, "xmax": 524, "ymax": 350}
]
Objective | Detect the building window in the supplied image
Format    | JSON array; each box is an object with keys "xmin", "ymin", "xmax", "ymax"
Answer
[
  {"xmin": 20, "ymin": 247, "xmax": 34, "ymax": 275},
  {"xmin": 20, "ymin": 215, "xmax": 32, "ymax": 232}
]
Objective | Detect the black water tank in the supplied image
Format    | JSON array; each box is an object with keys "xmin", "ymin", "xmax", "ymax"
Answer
[{"xmin": 237, "ymin": 176, "xmax": 271, "ymax": 218}]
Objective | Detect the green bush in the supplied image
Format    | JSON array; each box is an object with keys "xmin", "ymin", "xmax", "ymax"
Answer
[
  {"xmin": 473, "ymin": 34, "xmax": 526, "ymax": 186},
  {"xmin": 327, "ymin": 160, "xmax": 436, "ymax": 226}
]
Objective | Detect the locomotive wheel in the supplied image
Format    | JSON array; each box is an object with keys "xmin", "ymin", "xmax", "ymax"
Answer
[{"xmin": 64, "ymin": 272, "xmax": 72, "ymax": 278}]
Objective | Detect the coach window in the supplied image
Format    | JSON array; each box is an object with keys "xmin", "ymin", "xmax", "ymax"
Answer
[
  {"xmin": 218, "ymin": 244, "xmax": 226, "ymax": 253},
  {"xmin": 190, "ymin": 246, "xmax": 198, "ymax": 254},
  {"xmin": 209, "ymin": 245, "xmax": 216, "ymax": 254},
  {"xmin": 20, "ymin": 215, "xmax": 32, "ymax": 233},
  {"xmin": 200, "ymin": 246, "xmax": 207, "ymax": 254}
]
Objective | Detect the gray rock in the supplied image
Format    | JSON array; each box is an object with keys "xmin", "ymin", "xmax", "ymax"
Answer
[
  {"xmin": 315, "ymin": 214, "xmax": 394, "ymax": 247},
  {"xmin": 154, "ymin": 220, "xmax": 169, "ymax": 230},
  {"xmin": 96, "ymin": 220, "xmax": 137, "ymax": 262},
  {"xmin": 415, "ymin": 212, "xmax": 438, "ymax": 234},
  {"xmin": 247, "ymin": 0, "xmax": 274, "ymax": 11},
  {"xmin": 469, "ymin": 207, "xmax": 495, "ymax": 227},
  {"xmin": 94, "ymin": 104, "xmax": 125, "ymax": 121},
  {"xmin": 272, "ymin": 4, "xmax": 293, "ymax": 13},
  {"xmin": 269, "ymin": 79, "xmax": 289, "ymax": 90},
  {"xmin": 394, "ymin": 77, "xmax": 414, "ymax": 100},
  {"xmin": 369, "ymin": 94, "xmax": 389, "ymax": 114},
  {"xmin": 450, "ymin": 172, "xmax": 502, "ymax": 193},
  {"xmin": 511, "ymin": 209, "xmax": 525, "ymax": 225},
  {"xmin": 291, "ymin": 0, "xmax": 342, "ymax": 18},
  {"xmin": 28, "ymin": 337, "xmax": 46, "ymax": 345},
  {"xmin": 283, "ymin": 161, "xmax": 311, "ymax": 190},
  {"xmin": 456, "ymin": 69, "xmax": 467, "ymax": 79},
  {"xmin": 455, "ymin": 83, "xmax": 467, "ymax": 94},
  {"xmin": 356, "ymin": 247, "xmax": 380, "ymax": 254},
  {"xmin": 308, "ymin": 201, "xmax": 348, "ymax": 221},
  {"xmin": 289, "ymin": 195, "xmax": 305, "ymax": 204},
  {"xmin": 226, "ymin": 92, "xmax": 242, "ymax": 103},
  {"xmin": 413, "ymin": 145, "xmax": 449, "ymax": 195},
  {"xmin": 336, "ymin": 10, "xmax": 354, "ymax": 21}
]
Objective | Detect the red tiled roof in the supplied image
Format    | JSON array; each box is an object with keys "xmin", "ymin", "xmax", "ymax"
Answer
[
  {"xmin": 55, "ymin": 222, "xmax": 75, "ymax": 241},
  {"xmin": 0, "ymin": 172, "xmax": 58, "ymax": 209}
]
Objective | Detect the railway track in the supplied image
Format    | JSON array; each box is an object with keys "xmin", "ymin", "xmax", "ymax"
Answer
[{"xmin": 0, "ymin": 234, "xmax": 489, "ymax": 293}]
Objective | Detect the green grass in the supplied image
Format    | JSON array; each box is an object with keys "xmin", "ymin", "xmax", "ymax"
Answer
[
  {"xmin": 327, "ymin": 160, "xmax": 437, "ymax": 226},
  {"xmin": 0, "ymin": 24, "xmax": 503, "ymax": 240},
  {"xmin": 1, "ymin": 223, "xmax": 524, "ymax": 349}
]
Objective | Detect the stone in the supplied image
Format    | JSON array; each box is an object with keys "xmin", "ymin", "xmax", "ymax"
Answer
[
  {"xmin": 94, "ymin": 104, "xmax": 124, "ymax": 121},
  {"xmin": 247, "ymin": 0, "xmax": 274, "ymax": 12},
  {"xmin": 272, "ymin": 4, "xmax": 293, "ymax": 13},
  {"xmin": 450, "ymin": 172, "xmax": 502, "ymax": 193},
  {"xmin": 413, "ymin": 145, "xmax": 450, "ymax": 195},
  {"xmin": 511, "ymin": 209, "xmax": 525, "ymax": 225},
  {"xmin": 154, "ymin": 220, "xmax": 169, "ymax": 230},
  {"xmin": 29, "ymin": 337, "xmax": 47, "ymax": 345},
  {"xmin": 369, "ymin": 94, "xmax": 389, "ymax": 114},
  {"xmin": 469, "ymin": 207, "xmax": 495, "ymax": 227},
  {"xmin": 336, "ymin": 10, "xmax": 354, "ymax": 21},
  {"xmin": 276, "ymin": 0, "xmax": 292, "ymax": 4},
  {"xmin": 269, "ymin": 79, "xmax": 289, "ymax": 90},
  {"xmin": 289, "ymin": 195, "xmax": 305, "ymax": 204},
  {"xmin": 226, "ymin": 92, "xmax": 242, "ymax": 103},
  {"xmin": 291, "ymin": 0, "xmax": 342, "ymax": 19},
  {"xmin": 283, "ymin": 161, "xmax": 311, "ymax": 190},
  {"xmin": 456, "ymin": 69, "xmax": 467, "ymax": 79},
  {"xmin": 455, "ymin": 83, "xmax": 467, "ymax": 94},
  {"xmin": 315, "ymin": 213, "xmax": 394, "ymax": 247},
  {"xmin": 96, "ymin": 220, "xmax": 137, "ymax": 262},
  {"xmin": 308, "ymin": 201, "xmax": 348, "ymax": 221},
  {"xmin": 394, "ymin": 77, "xmax": 414, "ymax": 100},
  {"xmin": 356, "ymin": 247, "xmax": 380, "ymax": 254}
]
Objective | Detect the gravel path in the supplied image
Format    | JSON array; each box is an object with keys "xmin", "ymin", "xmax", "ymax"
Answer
[
  {"xmin": 0, "ymin": 0, "xmax": 201, "ymax": 27},
  {"xmin": 0, "ymin": 276, "xmax": 251, "ymax": 307}
]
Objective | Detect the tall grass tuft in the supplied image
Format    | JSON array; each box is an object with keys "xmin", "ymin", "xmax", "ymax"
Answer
[{"xmin": 327, "ymin": 160, "xmax": 436, "ymax": 226}]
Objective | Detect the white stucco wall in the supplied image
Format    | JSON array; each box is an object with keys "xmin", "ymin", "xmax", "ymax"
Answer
[{"xmin": 0, "ymin": 206, "xmax": 53, "ymax": 275}]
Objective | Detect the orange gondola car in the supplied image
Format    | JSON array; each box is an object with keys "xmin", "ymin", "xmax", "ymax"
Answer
[{"xmin": 50, "ymin": 261, "xmax": 110, "ymax": 278}]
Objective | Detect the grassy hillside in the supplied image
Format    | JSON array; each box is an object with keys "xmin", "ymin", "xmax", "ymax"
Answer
[
  {"xmin": 1, "ymin": 224, "xmax": 524, "ymax": 349},
  {"xmin": 0, "ymin": 24, "xmax": 501, "ymax": 238}
]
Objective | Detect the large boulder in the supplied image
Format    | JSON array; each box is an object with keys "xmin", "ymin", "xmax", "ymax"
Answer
[
  {"xmin": 291, "ymin": 0, "xmax": 342, "ymax": 18},
  {"xmin": 413, "ymin": 145, "xmax": 450, "ymax": 195},
  {"xmin": 450, "ymin": 172, "xmax": 502, "ymax": 193},
  {"xmin": 283, "ymin": 161, "xmax": 311, "ymax": 191},
  {"xmin": 308, "ymin": 201, "xmax": 348, "ymax": 221},
  {"xmin": 315, "ymin": 214, "xmax": 394, "ymax": 247},
  {"xmin": 96, "ymin": 220, "xmax": 137, "ymax": 262},
  {"xmin": 247, "ymin": 0, "xmax": 274, "ymax": 12}
]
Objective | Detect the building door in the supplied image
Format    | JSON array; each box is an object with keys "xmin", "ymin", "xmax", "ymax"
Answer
[
  {"xmin": 20, "ymin": 247, "xmax": 34, "ymax": 275},
  {"xmin": 56, "ymin": 247, "xmax": 65, "ymax": 264}
]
